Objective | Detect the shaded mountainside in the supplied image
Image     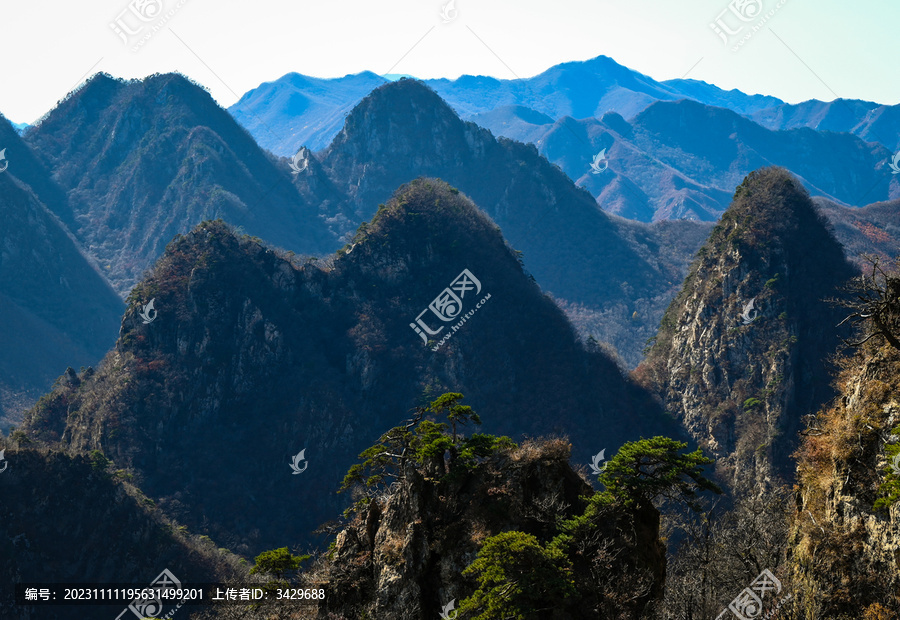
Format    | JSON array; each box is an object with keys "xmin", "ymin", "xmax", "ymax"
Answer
[
  {"xmin": 24, "ymin": 73, "xmax": 334, "ymax": 294},
  {"xmin": 636, "ymin": 168, "xmax": 856, "ymax": 495},
  {"xmin": 317, "ymin": 78, "xmax": 705, "ymax": 366},
  {"xmin": 0, "ymin": 112, "xmax": 70, "ymax": 222},
  {"xmin": 0, "ymin": 121, "xmax": 122, "ymax": 429},
  {"xmin": 0, "ymin": 440, "xmax": 239, "ymax": 620},
  {"xmin": 21, "ymin": 179, "xmax": 675, "ymax": 558},
  {"xmin": 789, "ymin": 337, "xmax": 900, "ymax": 616}
]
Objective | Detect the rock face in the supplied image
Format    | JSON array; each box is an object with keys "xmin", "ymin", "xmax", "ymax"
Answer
[
  {"xmin": 317, "ymin": 438, "xmax": 665, "ymax": 620},
  {"xmin": 636, "ymin": 168, "xmax": 856, "ymax": 495},
  {"xmin": 21, "ymin": 179, "xmax": 672, "ymax": 557},
  {"xmin": 789, "ymin": 343, "xmax": 900, "ymax": 616}
]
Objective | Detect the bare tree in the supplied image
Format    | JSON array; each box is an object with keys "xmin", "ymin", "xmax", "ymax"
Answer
[{"xmin": 836, "ymin": 255, "xmax": 900, "ymax": 350}]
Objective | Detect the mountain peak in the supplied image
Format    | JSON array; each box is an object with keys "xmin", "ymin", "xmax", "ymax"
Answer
[
  {"xmin": 337, "ymin": 178, "xmax": 507, "ymax": 271},
  {"xmin": 638, "ymin": 166, "xmax": 855, "ymax": 494},
  {"xmin": 339, "ymin": 78, "xmax": 459, "ymax": 136},
  {"xmin": 718, "ymin": 167, "xmax": 834, "ymax": 250}
]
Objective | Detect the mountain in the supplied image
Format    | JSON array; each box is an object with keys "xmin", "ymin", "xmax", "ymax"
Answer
[
  {"xmin": 315, "ymin": 78, "xmax": 711, "ymax": 366},
  {"xmin": 16, "ymin": 73, "xmax": 708, "ymax": 368},
  {"xmin": 475, "ymin": 99, "xmax": 897, "ymax": 223},
  {"xmin": 814, "ymin": 196, "xmax": 900, "ymax": 268},
  {"xmin": 229, "ymin": 55, "xmax": 783, "ymax": 157},
  {"xmin": 20, "ymin": 180, "xmax": 674, "ymax": 557},
  {"xmin": 752, "ymin": 98, "xmax": 900, "ymax": 151},
  {"xmin": 427, "ymin": 55, "xmax": 783, "ymax": 122},
  {"xmin": 0, "ymin": 439, "xmax": 238, "ymax": 619},
  {"xmin": 0, "ymin": 112, "xmax": 71, "ymax": 223},
  {"xmin": 228, "ymin": 70, "xmax": 388, "ymax": 154},
  {"xmin": 10, "ymin": 121, "xmax": 30, "ymax": 134},
  {"xmin": 660, "ymin": 78, "xmax": 784, "ymax": 117},
  {"xmin": 0, "ymin": 114, "xmax": 122, "ymax": 430},
  {"xmin": 636, "ymin": 168, "xmax": 856, "ymax": 495},
  {"xmin": 24, "ymin": 73, "xmax": 335, "ymax": 294}
]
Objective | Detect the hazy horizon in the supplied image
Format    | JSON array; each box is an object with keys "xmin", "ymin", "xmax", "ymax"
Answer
[{"xmin": 1, "ymin": 0, "xmax": 897, "ymax": 124}]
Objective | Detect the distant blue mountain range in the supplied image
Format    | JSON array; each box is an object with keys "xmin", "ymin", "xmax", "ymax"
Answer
[
  {"xmin": 229, "ymin": 55, "xmax": 899, "ymax": 222},
  {"xmin": 229, "ymin": 55, "xmax": 786, "ymax": 155}
]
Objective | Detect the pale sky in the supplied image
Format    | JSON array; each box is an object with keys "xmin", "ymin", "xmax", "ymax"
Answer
[{"xmin": 0, "ymin": 0, "xmax": 897, "ymax": 125}]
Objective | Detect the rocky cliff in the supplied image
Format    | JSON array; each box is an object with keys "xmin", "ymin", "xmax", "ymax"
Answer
[
  {"xmin": 312, "ymin": 436, "xmax": 666, "ymax": 620},
  {"xmin": 789, "ymin": 333, "xmax": 900, "ymax": 617},
  {"xmin": 637, "ymin": 168, "xmax": 856, "ymax": 495}
]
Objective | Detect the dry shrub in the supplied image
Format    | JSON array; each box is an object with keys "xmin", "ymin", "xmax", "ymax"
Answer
[
  {"xmin": 510, "ymin": 436, "xmax": 571, "ymax": 463},
  {"xmin": 864, "ymin": 603, "xmax": 897, "ymax": 620}
]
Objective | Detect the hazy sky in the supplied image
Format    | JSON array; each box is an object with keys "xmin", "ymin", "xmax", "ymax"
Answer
[{"xmin": 1, "ymin": 0, "xmax": 896, "ymax": 124}]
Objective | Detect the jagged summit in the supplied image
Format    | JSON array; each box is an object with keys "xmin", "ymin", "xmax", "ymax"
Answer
[{"xmin": 637, "ymin": 167, "xmax": 855, "ymax": 494}]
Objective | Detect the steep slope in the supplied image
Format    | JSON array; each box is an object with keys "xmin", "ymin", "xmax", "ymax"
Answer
[
  {"xmin": 25, "ymin": 73, "xmax": 334, "ymax": 293},
  {"xmin": 788, "ymin": 326, "xmax": 900, "ymax": 616},
  {"xmin": 0, "ymin": 439, "xmax": 237, "ymax": 619},
  {"xmin": 228, "ymin": 71, "xmax": 388, "ymax": 154},
  {"xmin": 0, "ymin": 112, "xmax": 72, "ymax": 225},
  {"xmin": 21, "ymin": 179, "xmax": 673, "ymax": 557},
  {"xmin": 0, "ymin": 139, "xmax": 122, "ymax": 429},
  {"xmin": 636, "ymin": 168, "xmax": 856, "ymax": 495}
]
